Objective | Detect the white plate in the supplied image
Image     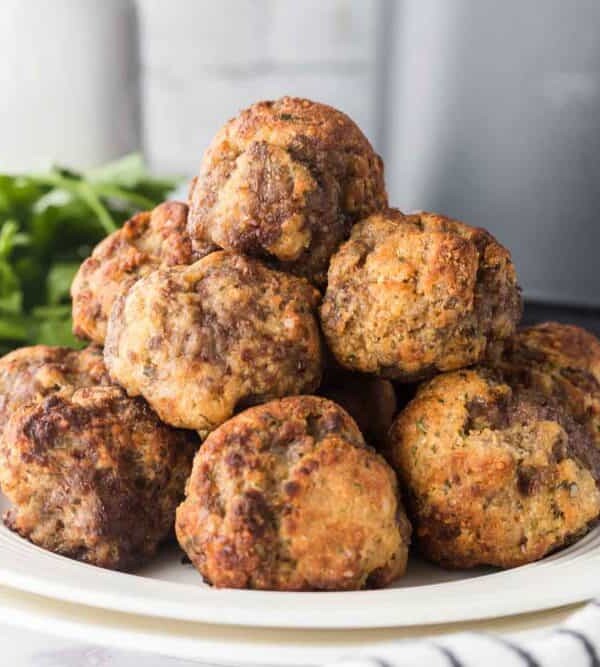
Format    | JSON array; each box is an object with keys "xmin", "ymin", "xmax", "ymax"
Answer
[
  {"xmin": 0, "ymin": 492, "xmax": 599, "ymax": 630},
  {"xmin": 0, "ymin": 585, "xmax": 581, "ymax": 666}
]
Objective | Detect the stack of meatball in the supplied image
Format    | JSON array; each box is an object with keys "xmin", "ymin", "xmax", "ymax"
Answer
[{"xmin": 1, "ymin": 97, "xmax": 599, "ymax": 591}]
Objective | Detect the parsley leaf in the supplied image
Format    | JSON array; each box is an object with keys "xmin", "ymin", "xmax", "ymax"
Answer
[{"xmin": 0, "ymin": 153, "xmax": 179, "ymax": 352}]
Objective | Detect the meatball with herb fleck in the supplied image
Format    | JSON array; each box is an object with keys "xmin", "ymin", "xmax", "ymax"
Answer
[
  {"xmin": 176, "ymin": 396, "xmax": 410, "ymax": 590},
  {"xmin": 320, "ymin": 209, "xmax": 522, "ymax": 381},
  {"xmin": 387, "ymin": 368, "xmax": 600, "ymax": 569},
  {"xmin": 0, "ymin": 386, "xmax": 197, "ymax": 571},
  {"xmin": 492, "ymin": 322, "xmax": 600, "ymax": 448},
  {"xmin": 105, "ymin": 251, "xmax": 323, "ymax": 436},
  {"xmin": 71, "ymin": 201, "xmax": 216, "ymax": 345},
  {"xmin": 188, "ymin": 97, "xmax": 387, "ymax": 285},
  {"xmin": 0, "ymin": 344, "xmax": 109, "ymax": 436}
]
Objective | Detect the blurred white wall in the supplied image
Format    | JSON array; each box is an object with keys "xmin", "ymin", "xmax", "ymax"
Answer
[
  {"xmin": 1, "ymin": 0, "xmax": 599, "ymax": 305},
  {"xmin": 383, "ymin": 0, "xmax": 600, "ymax": 307},
  {"xmin": 0, "ymin": 0, "xmax": 139, "ymax": 171},
  {"xmin": 137, "ymin": 0, "xmax": 382, "ymax": 174}
]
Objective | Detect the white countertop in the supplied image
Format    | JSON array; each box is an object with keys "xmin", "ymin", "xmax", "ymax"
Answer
[{"xmin": 0, "ymin": 625, "xmax": 197, "ymax": 667}]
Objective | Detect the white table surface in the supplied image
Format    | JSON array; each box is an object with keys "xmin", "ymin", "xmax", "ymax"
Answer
[
  {"xmin": 0, "ymin": 625, "xmax": 198, "ymax": 667},
  {"xmin": 0, "ymin": 591, "xmax": 582, "ymax": 667}
]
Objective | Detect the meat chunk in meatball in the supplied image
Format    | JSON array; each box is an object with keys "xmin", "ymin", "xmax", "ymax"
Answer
[
  {"xmin": 188, "ymin": 97, "xmax": 387, "ymax": 285},
  {"xmin": 105, "ymin": 251, "xmax": 323, "ymax": 436},
  {"xmin": 0, "ymin": 386, "xmax": 197, "ymax": 571},
  {"xmin": 71, "ymin": 201, "xmax": 216, "ymax": 344},
  {"xmin": 492, "ymin": 322, "xmax": 600, "ymax": 449},
  {"xmin": 176, "ymin": 396, "xmax": 410, "ymax": 590},
  {"xmin": 320, "ymin": 209, "xmax": 522, "ymax": 381},
  {"xmin": 0, "ymin": 345, "xmax": 109, "ymax": 436},
  {"xmin": 387, "ymin": 368, "xmax": 600, "ymax": 569},
  {"xmin": 318, "ymin": 370, "xmax": 397, "ymax": 450}
]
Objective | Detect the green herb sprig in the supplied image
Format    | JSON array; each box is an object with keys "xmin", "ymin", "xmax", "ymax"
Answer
[{"xmin": 0, "ymin": 154, "xmax": 179, "ymax": 354}]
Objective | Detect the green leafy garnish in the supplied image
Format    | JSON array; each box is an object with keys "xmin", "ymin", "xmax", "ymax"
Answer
[
  {"xmin": 416, "ymin": 417, "xmax": 428, "ymax": 434},
  {"xmin": 0, "ymin": 153, "xmax": 179, "ymax": 354}
]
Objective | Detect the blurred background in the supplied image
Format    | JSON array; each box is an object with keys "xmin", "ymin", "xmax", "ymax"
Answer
[{"xmin": 1, "ymin": 0, "xmax": 599, "ymax": 306}]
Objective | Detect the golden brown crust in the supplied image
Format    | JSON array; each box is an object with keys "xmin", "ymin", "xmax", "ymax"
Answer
[
  {"xmin": 71, "ymin": 201, "xmax": 216, "ymax": 344},
  {"xmin": 0, "ymin": 345, "xmax": 109, "ymax": 436},
  {"xmin": 104, "ymin": 251, "xmax": 324, "ymax": 435},
  {"xmin": 318, "ymin": 370, "xmax": 397, "ymax": 450},
  {"xmin": 188, "ymin": 97, "xmax": 387, "ymax": 285},
  {"xmin": 492, "ymin": 322, "xmax": 600, "ymax": 447},
  {"xmin": 176, "ymin": 396, "xmax": 410, "ymax": 590},
  {"xmin": 388, "ymin": 369, "xmax": 600, "ymax": 569},
  {"xmin": 0, "ymin": 386, "xmax": 197, "ymax": 571},
  {"xmin": 320, "ymin": 209, "xmax": 522, "ymax": 380}
]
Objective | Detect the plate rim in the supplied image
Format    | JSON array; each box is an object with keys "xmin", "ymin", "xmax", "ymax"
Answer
[
  {"xmin": 2, "ymin": 491, "xmax": 600, "ymax": 630},
  {"xmin": 0, "ymin": 584, "xmax": 579, "ymax": 666},
  {"xmin": 0, "ymin": 528, "xmax": 599, "ymax": 629}
]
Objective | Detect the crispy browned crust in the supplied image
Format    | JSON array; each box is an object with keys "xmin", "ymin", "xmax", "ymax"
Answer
[
  {"xmin": 0, "ymin": 386, "xmax": 197, "ymax": 571},
  {"xmin": 320, "ymin": 209, "xmax": 522, "ymax": 380},
  {"xmin": 388, "ymin": 368, "xmax": 600, "ymax": 569},
  {"xmin": 0, "ymin": 345, "xmax": 109, "ymax": 436},
  {"xmin": 71, "ymin": 201, "xmax": 216, "ymax": 344},
  {"xmin": 318, "ymin": 370, "xmax": 397, "ymax": 450},
  {"xmin": 188, "ymin": 97, "xmax": 388, "ymax": 285},
  {"xmin": 104, "ymin": 251, "xmax": 324, "ymax": 435},
  {"xmin": 492, "ymin": 322, "xmax": 600, "ymax": 447},
  {"xmin": 0, "ymin": 386, "xmax": 196, "ymax": 570},
  {"xmin": 176, "ymin": 396, "xmax": 410, "ymax": 590}
]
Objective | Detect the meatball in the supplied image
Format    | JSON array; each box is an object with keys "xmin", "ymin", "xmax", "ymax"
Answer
[
  {"xmin": 492, "ymin": 322, "xmax": 600, "ymax": 447},
  {"xmin": 320, "ymin": 209, "xmax": 522, "ymax": 381},
  {"xmin": 187, "ymin": 97, "xmax": 387, "ymax": 285},
  {"xmin": 176, "ymin": 396, "xmax": 410, "ymax": 590},
  {"xmin": 0, "ymin": 345, "xmax": 109, "ymax": 435},
  {"xmin": 319, "ymin": 370, "xmax": 397, "ymax": 450},
  {"xmin": 387, "ymin": 368, "xmax": 600, "ymax": 569},
  {"xmin": 0, "ymin": 386, "xmax": 197, "ymax": 571},
  {"xmin": 105, "ymin": 251, "xmax": 323, "ymax": 436},
  {"xmin": 71, "ymin": 201, "xmax": 216, "ymax": 344}
]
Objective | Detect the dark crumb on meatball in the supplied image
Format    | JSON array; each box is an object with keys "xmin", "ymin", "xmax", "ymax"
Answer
[
  {"xmin": 0, "ymin": 386, "xmax": 197, "ymax": 571},
  {"xmin": 0, "ymin": 345, "xmax": 109, "ymax": 436},
  {"xmin": 320, "ymin": 209, "xmax": 522, "ymax": 381},
  {"xmin": 71, "ymin": 201, "xmax": 216, "ymax": 344},
  {"xmin": 491, "ymin": 322, "xmax": 600, "ymax": 448},
  {"xmin": 318, "ymin": 370, "xmax": 397, "ymax": 450},
  {"xmin": 104, "ymin": 251, "xmax": 324, "ymax": 436},
  {"xmin": 176, "ymin": 396, "xmax": 411, "ymax": 590},
  {"xmin": 188, "ymin": 97, "xmax": 388, "ymax": 285},
  {"xmin": 387, "ymin": 368, "xmax": 600, "ymax": 569}
]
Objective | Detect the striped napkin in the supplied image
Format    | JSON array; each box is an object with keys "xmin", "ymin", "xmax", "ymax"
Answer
[{"xmin": 328, "ymin": 600, "xmax": 600, "ymax": 667}]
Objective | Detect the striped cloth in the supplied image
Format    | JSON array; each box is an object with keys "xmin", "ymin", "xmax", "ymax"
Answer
[{"xmin": 328, "ymin": 601, "xmax": 600, "ymax": 667}]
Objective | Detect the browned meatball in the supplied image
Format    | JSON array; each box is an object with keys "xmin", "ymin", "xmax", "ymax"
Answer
[
  {"xmin": 388, "ymin": 368, "xmax": 600, "ymax": 569},
  {"xmin": 0, "ymin": 345, "xmax": 109, "ymax": 436},
  {"xmin": 492, "ymin": 322, "xmax": 600, "ymax": 448},
  {"xmin": 176, "ymin": 396, "xmax": 410, "ymax": 590},
  {"xmin": 188, "ymin": 97, "xmax": 387, "ymax": 285},
  {"xmin": 319, "ymin": 370, "xmax": 397, "ymax": 450},
  {"xmin": 105, "ymin": 251, "xmax": 323, "ymax": 436},
  {"xmin": 0, "ymin": 386, "xmax": 197, "ymax": 571},
  {"xmin": 71, "ymin": 201, "xmax": 216, "ymax": 344},
  {"xmin": 320, "ymin": 209, "xmax": 522, "ymax": 381}
]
